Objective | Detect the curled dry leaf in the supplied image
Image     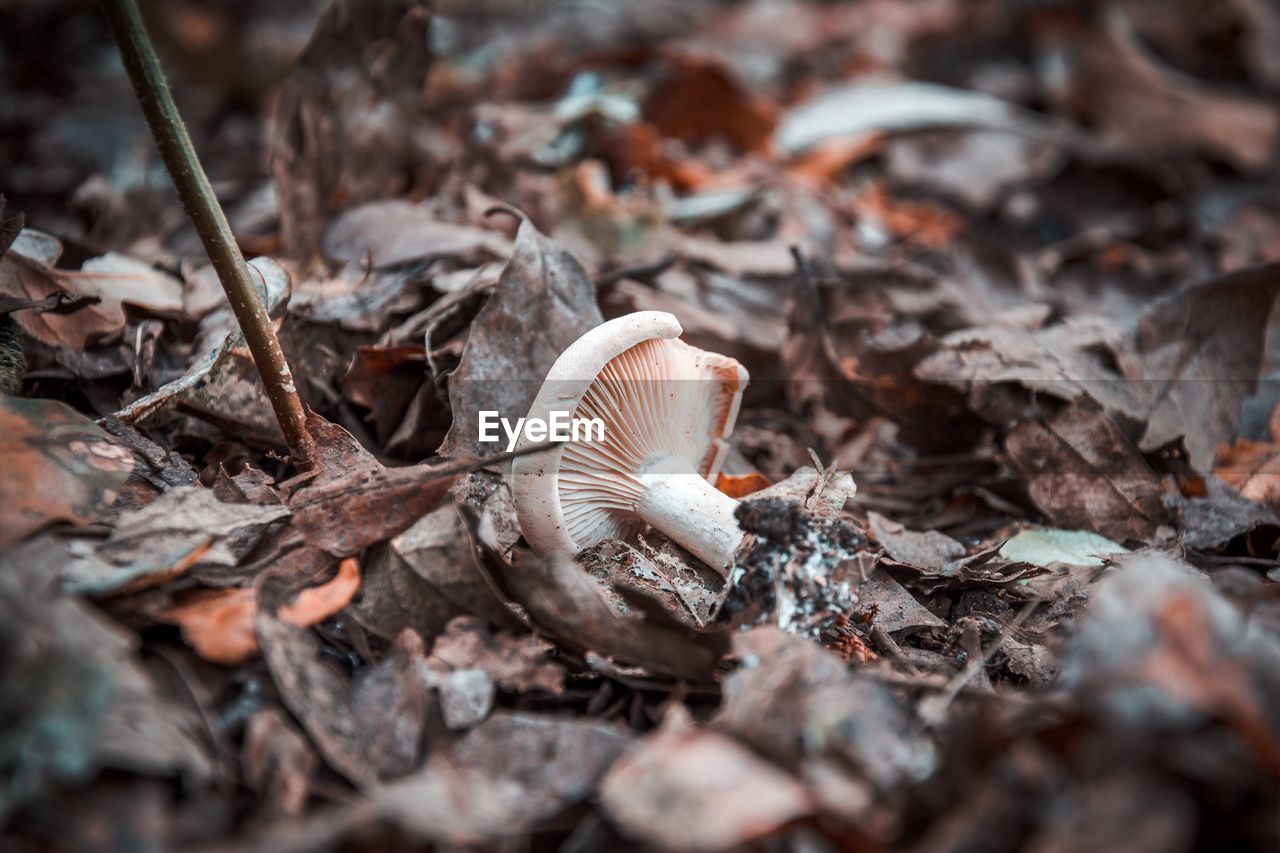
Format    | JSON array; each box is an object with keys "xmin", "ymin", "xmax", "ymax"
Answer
[
  {"xmin": 113, "ymin": 257, "xmax": 290, "ymax": 427},
  {"xmin": 160, "ymin": 556, "xmax": 361, "ymax": 665},
  {"xmin": 62, "ymin": 483, "xmax": 291, "ymax": 597},
  {"xmin": 0, "ymin": 229, "xmax": 182, "ymax": 349},
  {"xmin": 0, "ymin": 397, "xmax": 134, "ymax": 546}
]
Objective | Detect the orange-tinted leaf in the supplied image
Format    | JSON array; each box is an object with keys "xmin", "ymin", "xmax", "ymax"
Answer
[
  {"xmin": 162, "ymin": 587, "xmax": 258, "ymax": 666},
  {"xmin": 603, "ymin": 122, "xmax": 715, "ymax": 191},
  {"xmin": 1215, "ymin": 439, "xmax": 1280, "ymax": 509},
  {"xmin": 0, "ymin": 397, "xmax": 135, "ymax": 546},
  {"xmin": 644, "ymin": 54, "xmax": 778, "ymax": 155},
  {"xmin": 279, "ymin": 557, "xmax": 362, "ymax": 625},
  {"xmin": 785, "ymin": 134, "xmax": 884, "ymax": 185},
  {"xmin": 858, "ymin": 183, "xmax": 964, "ymax": 250},
  {"xmin": 715, "ymin": 471, "xmax": 772, "ymax": 498},
  {"xmin": 162, "ymin": 557, "xmax": 362, "ymax": 666}
]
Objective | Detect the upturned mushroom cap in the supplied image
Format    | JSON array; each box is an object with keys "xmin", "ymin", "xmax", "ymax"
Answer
[{"xmin": 512, "ymin": 311, "xmax": 748, "ymax": 563}]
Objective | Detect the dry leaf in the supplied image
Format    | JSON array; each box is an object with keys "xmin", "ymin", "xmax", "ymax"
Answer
[
  {"xmin": 160, "ymin": 557, "xmax": 360, "ymax": 666},
  {"xmin": 0, "ymin": 397, "xmax": 134, "ymax": 546},
  {"xmin": 0, "ymin": 230, "xmax": 182, "ymax": 349}
]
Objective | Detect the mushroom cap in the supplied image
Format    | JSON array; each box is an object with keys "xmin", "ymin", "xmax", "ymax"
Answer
[{"xmin": 512, "ymin": 311, "xmax": 748, "ymax": 558}]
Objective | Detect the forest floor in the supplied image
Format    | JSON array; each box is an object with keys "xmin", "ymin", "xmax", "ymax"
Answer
[{"xmin": 4, "ymin": 1, "xmax": 1280, "ymax": 850}]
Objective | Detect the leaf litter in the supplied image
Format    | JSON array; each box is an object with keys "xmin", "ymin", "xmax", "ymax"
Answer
[{"xmin": 4, "ymin": 0, "xmax": 1280, "ymax": 850}]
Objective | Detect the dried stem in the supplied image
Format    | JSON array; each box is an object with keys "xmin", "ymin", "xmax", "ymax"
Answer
[{"xmin": 100, "ymin": 0, "xmax": 315, "ymax": 469}]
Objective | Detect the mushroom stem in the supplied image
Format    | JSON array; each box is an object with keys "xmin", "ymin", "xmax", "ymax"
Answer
[{"xmin": 637, "ymin": 457, "xmax": 743, "ymax": 571}]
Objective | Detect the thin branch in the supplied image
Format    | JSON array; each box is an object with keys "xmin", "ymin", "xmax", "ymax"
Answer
[{"xmin": 100, "ymin": 0, "xmax": 315, "ymax": 469}]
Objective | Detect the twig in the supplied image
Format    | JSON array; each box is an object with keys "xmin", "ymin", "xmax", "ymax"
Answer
[
  {"xmin": 100, "ymin": 0, "xmax": 315, "ymax": 469},
  {"xmin": 917, "ymin": 598, "xmax": 1040, "ymax": 727}
]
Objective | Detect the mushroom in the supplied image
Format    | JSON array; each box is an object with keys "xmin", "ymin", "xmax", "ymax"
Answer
[{"xmin": 512, "ymin": 311, "xmax": 749, "ymax": 570}]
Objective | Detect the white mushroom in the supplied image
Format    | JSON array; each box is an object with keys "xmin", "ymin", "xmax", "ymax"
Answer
[{"xmin": 512, "ymin": 311, "xmax": 749, "ymax": 570}]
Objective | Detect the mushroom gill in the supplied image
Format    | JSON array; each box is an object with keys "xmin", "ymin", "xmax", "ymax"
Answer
[{"xmin": 558, "ymin": 336, "xmax": 745, "ymax": 546}]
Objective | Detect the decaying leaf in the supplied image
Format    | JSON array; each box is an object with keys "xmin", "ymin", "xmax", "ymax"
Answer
[
  {"xmin": 439, "ymin": 214, "xmax": 603, "ymax": 458},
  {"xmin": 1006, "ymin": 400, "xmax": 1169, "ymax": 543},
  {"xmin": 0, "ymin": 397, "xmax": 134, "ymax": 546}
]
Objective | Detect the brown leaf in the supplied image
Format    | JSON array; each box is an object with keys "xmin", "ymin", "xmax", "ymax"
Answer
[
  {"xmin": 1123, "ymin": 260, "xmax": 1280, "ymax": 473},
  {"xmin": 716, "ymin": 628, "xmax": 933, "ymax": 799},
  {"xmin": 1006, "ymin": 400, "xmax": 1168, "ymax": 543},
  {"xmin": 0, "ymin": 230, "xmax": 182, "ymax": 349},
  {"xmin": 324, "ymin": 200, "xmax": 511, "ymax": 268},
  {"xmin": 644, "ymin": 52, "xmax": 779, "ymax": 154},
  {"xmin": 0, "ymin": 540, "xmax": 213, "ymax": 814},
  {"xmin": 160, "ymin": 556, "xmax": 360, "ymax": 665},
  {"xmin": 255, "ymin": 563, "xmax": 429, "ymax": 789},
  {"xmin": 438, "ymin": 213, "xmax": 603, "ymax": 458},
  {"xmin": 62, "ymin": 483, "xmax": 291, "ymax": 597},
  {"xmin": 270, "ymin": 0, "xmax": 434, "ymax": 257},
  {"xmin": 426, "ymin": 615, "xmax": 565, "ymax": 695},
  {"xmin": 1215, "ymin": 439, "xmax": 1280, "ymax": 509},
  {"xmin": 715, "ymin": 471, "xmax": 772, "ymax": 498},
  {"xmin": 1058, "ymin": 7, "xmax": 1280, "ymax": 170},
  {"xmin": 369, "ymin": 712, "xmax": 630, "ymax": 844},
  {"xmin": 867, "ymin": 511, "xmax": 966, "ymax": 571},
  {"xmin": 349, "ymin": 629, "xmax": 433, "ymax": 778},
  {"xmin": 600, "ymin": 705, "xmax": 811, "ymax": 852},
  {"xmin": 284, "ymin": 414, "xmax": 457, "ymax": 556},
  {"xmin": 242, "ymin": 708, "xmax": 318, "ymax": 817},
  {"xmin": 0, "ymin": 397, "xmax": 134, "ymax": 546}
]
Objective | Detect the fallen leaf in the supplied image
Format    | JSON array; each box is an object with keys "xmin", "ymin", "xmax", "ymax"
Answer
[
  {"xmin": 775, "ymin": 80, "xmax": 1046, "ymax": 156},
  {"xmin": 62, "ymin": 483, "xmax": 291, "ymax": 596},
  {"xmin": 1006, "ymin": 400, "xmax": 1169, "ymax": 543},
  {"xmin": 601, "ymin": 705, "xmax": 811, "ymax": 852},
  {"xmin": 0, "ymin": 229, "xmax": 182, "ymax": 349},
  {"xmin": 717, "ymin": 628, "xmax": 935, "ymax": 799},
  {"xmin": 439, "ymin": 212, "xmax": 603, "ymax": 458},
  {"xmin": 868, "ymin": 511, "xmax": 966, "ymax": 571},
  {"xmin": 324, "ymin": 200, "xmax": 512, "ymax": 268},
  {"xmin": 255, "ymin": 564, "xmax": 429, "ymax": 788},
  {"xmin": 426, "ymin": 615, "xmax": 565, "ymax": 695},
  {"xmin": 1123, "ymin": 260, "xmax": 1280, "ymax": 473},
  {"xmin": 160, "ymin": 556, "xmax": 359, "ymax": 665},
  {"xmin": 369, "ymin": 712, "xmax": 630, "ymax": 844},
  {"xmin": 0, "ymin": 397, "xmax": 134, "ymax": 546},
  {"xmin": 0, "ymin": 541, "xmax": 212, "ymax": 819},
  {"xmin": 1163, "ymin": 474, "xmax": 1280, "ymax": 551},
  {"xmin": 644, "ymin": 52, "xmax": 778, "ymax": 154},
  {"xmin": 998, "ymin": 527, "xmax": 1128, "ymax": 567},
  {"xmin": 271, "ymin": 0, "xmax": 434, "ymax": 257},
  {"xmin": 1055, "ymin": 7, "xmax": 1280, "ymax": 170},
  {"xmin": 715, "ymin": 470, "xmax": 771, "ymax": 498}
]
